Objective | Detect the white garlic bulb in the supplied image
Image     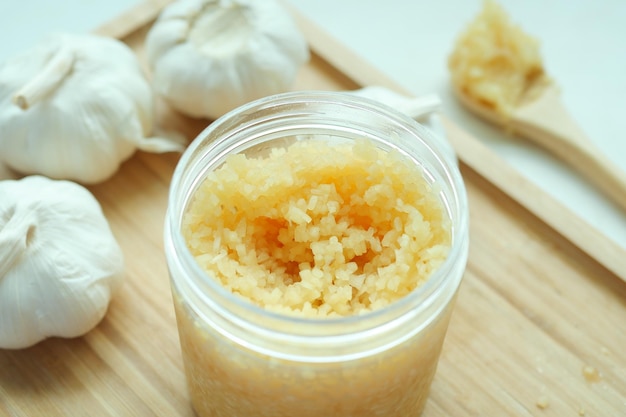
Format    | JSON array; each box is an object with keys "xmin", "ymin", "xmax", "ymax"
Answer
[
  {"xmin": 0, "ymin": 175, "xmax": 124, "ymax": 349},
  {"xmin": 145, "ymin": 0, "xmax": 310, "ymax": 120},
  {"xmin": 0, "ymin": 33, "xmax": 184, "ymax": 185}
]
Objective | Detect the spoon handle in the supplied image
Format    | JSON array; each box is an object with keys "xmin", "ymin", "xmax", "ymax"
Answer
[{"xmin": 513, "ymin": 86, "xmax": 626, "ymax": 212}]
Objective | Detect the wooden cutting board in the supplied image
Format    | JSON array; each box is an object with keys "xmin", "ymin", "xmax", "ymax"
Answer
[{"xmin": 1, "ymin": 1, "xmax": 625, "ymax": 416}]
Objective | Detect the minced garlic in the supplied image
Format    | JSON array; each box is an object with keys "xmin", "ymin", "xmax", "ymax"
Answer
[
  {"xmin": 535, "ymin": 395, "xmax": 550, "ymax": 410},
  {"xmin": 183, "ymin": 138, "xmax": 451, "ymax": 317},
  {"xmin": 175, "ymin": 136, "xmax": 458, "ymax": 417},
  {"xmin": 448, "ymin": 0, "xmax": 547, "ymax": 117},
  {"xmin": 173, "ymin": 294, "xmax": 454, "ymax": 417},
  {"xmin": 582, "ymin": 364, "xmax": 601, "ymax": 383}
]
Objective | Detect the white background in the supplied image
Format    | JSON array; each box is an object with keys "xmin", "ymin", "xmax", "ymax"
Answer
[{"xmin": 1, "ymin": 0, "xmax": 625, "ymax": 249}]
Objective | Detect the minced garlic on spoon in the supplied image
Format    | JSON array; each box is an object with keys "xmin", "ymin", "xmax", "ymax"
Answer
[{"xmin": 448, "ymin": 0, "xmax": 548, "ymax": 118}]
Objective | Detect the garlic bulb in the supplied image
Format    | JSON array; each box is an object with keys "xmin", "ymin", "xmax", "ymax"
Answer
[
  {"xmin": 0, "ymin": 33, "xmax": 184, "ymax": 185},
  {"xmin": 0, "ymin": 176, "xmax": 124, "ymax": 349},
  {"xmin": 145, "ymin": 0, "xmax": 310, "ymax": 120}
]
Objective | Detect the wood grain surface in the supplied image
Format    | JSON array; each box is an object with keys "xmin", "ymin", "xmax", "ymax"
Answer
[{"xmin": 1, "ymin": 1, "xmax": 625, "ymax": 416}]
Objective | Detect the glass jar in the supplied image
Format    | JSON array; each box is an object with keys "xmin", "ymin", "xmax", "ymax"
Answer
[{"xmin": 164, "ymin": 91, "xmax": 469, "ymax": 417}]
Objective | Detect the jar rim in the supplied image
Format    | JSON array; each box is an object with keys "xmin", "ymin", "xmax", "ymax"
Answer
[{"xmin": 165, "ymin": 90, "xmax": 469, "ymax": 338}]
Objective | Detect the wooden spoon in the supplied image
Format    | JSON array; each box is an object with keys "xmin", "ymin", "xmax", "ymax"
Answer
[{"xmin": 454, "ymin": 81, "xmax": 626, "ymax": 212}]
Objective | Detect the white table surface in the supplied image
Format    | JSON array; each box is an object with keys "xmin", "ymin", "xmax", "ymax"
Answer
[{"xmin": 1, "ymin": 0, "xmax": 625, "ymax": 251}]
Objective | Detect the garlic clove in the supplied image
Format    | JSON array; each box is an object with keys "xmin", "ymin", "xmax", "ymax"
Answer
[
  {"xmin": 347, "ymin": 86, "xmax": 442, "ymax": 122},
  {"xmin": 0, "ymin": 175, "xmax": 124, "ymax": 349},
  {"xmin": 145, "ymin": 0, "xmax": 310, "ymax": 120},
  {"xmin": 346, "ymin": 86, "xmax": 457, "ymax": 165},
  {"xmin": 0, "ymin": 33, "xmax": 183, "ymax": 185}
]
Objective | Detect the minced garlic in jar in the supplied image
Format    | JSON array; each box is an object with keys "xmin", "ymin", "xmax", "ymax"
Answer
[
  {"xmin": 173, "ymin": 288, "xmax": 455, "ymax": 417},
  {"xmin": 183, "ymin": 138, "xmax": 451, "ymax": 317},
  {"xmin": 165, "ymin": 92, "xmax": 469, "ymax": 417},
  {"xmin": 448, "ymin": 0, "xmax": 546, "ymax": 117}
]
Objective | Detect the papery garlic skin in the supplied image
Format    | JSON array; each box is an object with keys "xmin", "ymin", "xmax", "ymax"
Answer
[
  {"xmin": 145, "ymin": 0, "xmax": 309, "ymax": 120},
  {"xmin": 0, "ymin": 176, "xmax": 124, "ymax": 349},
  {"xmin": 0, "ymin": 33, "xmax": 183, "ymax": 185}
]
